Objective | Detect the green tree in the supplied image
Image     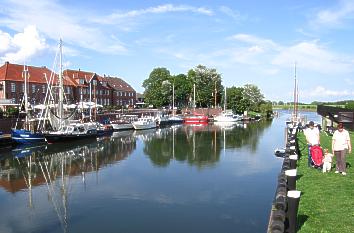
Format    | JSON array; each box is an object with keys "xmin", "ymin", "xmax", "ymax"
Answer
[
  {"xmin": 188, "ymin": 65, "xmax": 222, "ymax": 108},
  {"xmin": 259, "ymin": 101, "xmax": 273, "ymax": 118},
  {"xmin": 242, "ymin": 84, "xmax": 264, "ymax": 112},
  {"xmin": 227, "ymin": 86, "xmax": 245, "ymax": 114},
  {"xmin": 173, "ymin": 74, "xmax": 193, "ymax": 108},
  {"xmin": 142, "ymin": 68, "xmax": 171, "ymax": 107}
]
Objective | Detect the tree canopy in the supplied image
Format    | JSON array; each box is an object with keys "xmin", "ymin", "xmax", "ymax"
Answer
[{"xmin": 142, "ymin": 65, "xmax": 268, "ymax": 116}]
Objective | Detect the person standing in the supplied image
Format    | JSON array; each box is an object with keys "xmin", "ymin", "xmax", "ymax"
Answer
[
  {"xmin": 332, "ymin": 123, "xmax": 351, "ymax": 175},
  {"xmin": 304, "ymin": 121, "xmax": 320, "ymax": 167}
]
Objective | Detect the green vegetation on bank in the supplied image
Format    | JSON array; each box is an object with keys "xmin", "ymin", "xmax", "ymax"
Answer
[{"xmin": 296, "ymin": 131, "xmax": 354, "ymax": 233}]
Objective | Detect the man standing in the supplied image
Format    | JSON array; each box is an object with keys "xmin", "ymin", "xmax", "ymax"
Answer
[
  {"xmin": 304, "ymin": 121, "xmax": 320, "ymax": 167},
  {"xmin": 332, "ymin": 123, "xmax": 352, "ymax": 175}
]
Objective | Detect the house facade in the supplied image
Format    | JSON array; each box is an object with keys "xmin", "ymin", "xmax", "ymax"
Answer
[{"xmin": 0, "ymin": 62, "xmax": 137, "ymax": 110}]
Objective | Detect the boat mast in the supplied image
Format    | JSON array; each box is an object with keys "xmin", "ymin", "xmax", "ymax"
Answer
[
  {"xmin": 172, "ymin": 81, "xmax": 175, "ymax": 116},
  {"xmin": 23, "ymin": 64, "xmax": 29, "ymax": 130},
  {"xmin": 293, "ymin": 63, "xmax": 298, "ymax": 120},
  {"xmin": 58, "ymin": 39, "xmax": 64, "ymax": 128},
  {"xmin": 193, "ymin": 83, "xmax": 196, "ymax": 111},
  {"xmin": 224, "ymin": 86, "xmax": 226, "ymax": 112}
]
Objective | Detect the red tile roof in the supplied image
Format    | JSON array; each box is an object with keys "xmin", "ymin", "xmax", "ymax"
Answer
[
  {"xmin": 64, "ymin": 69, "xmax": 95, "ymax": 83},
  {"xmin": 103, "ymin": 76, "xmax": 135, "ymax": 92},
  {"xmin": 0, "ymin": 62, "xmax": 77, "ymax": 87}
]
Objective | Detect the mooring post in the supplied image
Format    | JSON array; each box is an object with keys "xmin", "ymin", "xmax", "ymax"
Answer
[
  {"xmin": 286, "ymin": 190, "xmax": 301, "ymax": 233},
  {"xmin": 285, "ymin": 169, "xmax": 297, "ymax": 191},
  {"xmin": 289, "ymin": 154, "xmax": 298, "ymax": 169}
]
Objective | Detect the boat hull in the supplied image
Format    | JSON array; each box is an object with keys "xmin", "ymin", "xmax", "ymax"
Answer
[
  {"xmin": 11, "ymin": 129, "xmax": 46, "ymax": 144},
  {"xmin": 44, "ymin": 133, "xmax": 97, "ymax": 143},
  {"xmin": 183, "ymin": 116, "xmax": 209, "ymax": 124},
  {"xmin": 111, "ymin": 123, "xmax": 134, "ymax": 131}
]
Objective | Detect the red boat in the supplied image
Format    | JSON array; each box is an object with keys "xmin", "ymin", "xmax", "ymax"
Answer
[{"xmin": 183, "ymin": 113, "xmax": 209, "ymax": 124}]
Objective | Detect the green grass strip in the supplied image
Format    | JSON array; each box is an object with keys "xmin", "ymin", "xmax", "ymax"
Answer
[{"xmin": 296, "ymin": 131, "xmax": 354, "ymax": 233}]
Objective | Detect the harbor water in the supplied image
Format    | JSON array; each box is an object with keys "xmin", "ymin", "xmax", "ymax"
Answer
[{"xmin": 0, "ymin": 111, "xmax": 320, "ymax": 233}]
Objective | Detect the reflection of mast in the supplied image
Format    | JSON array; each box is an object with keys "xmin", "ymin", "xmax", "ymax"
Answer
[
  {"xmin": 172, "ymin": 127, "xmax": 175, "ymax": 159},
  {"xmin": 16, "ymin": 155, "xmax": 34, "ymax": 208}
]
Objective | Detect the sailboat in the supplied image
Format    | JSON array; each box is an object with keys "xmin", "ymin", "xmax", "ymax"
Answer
[
  {"xmin": 213, "ymin": 87, "xmax": 240, "ymax": 122},
  {"xmin": 168, "ymin": 81, "xmax": 183, "ymax": 124},
  {"xmin": 43, "ymin": 39, "xmax": 97, "ymax": 143},
  {"xmin": 11, "ymin": 65, "xmax": 46, "ymax": 144},
  {"xmin": 183, "ymin": 83, "xmax": 208, "ymax": 124}
]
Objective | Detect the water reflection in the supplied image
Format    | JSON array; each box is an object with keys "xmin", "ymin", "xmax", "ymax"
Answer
[
  {"xmin": 142, "ymin": 120, "xmax": 273, "ymax": 167},
  {"xmin": 0, "ymin": 120, "xmax": 275, "ymax": 233}
]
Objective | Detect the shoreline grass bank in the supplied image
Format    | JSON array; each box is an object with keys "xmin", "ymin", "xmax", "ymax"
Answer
[{"xmin": 296, "ymin": 131, "xmax": 354, "ymax": 232}]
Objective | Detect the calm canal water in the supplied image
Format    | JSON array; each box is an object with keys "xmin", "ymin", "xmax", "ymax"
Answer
[{"xmin": 0, "ymin": 111, "xmax": 319, "ymax": 233}]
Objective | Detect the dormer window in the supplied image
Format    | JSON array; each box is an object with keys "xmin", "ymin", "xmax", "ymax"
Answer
[{"xmin": 79, "ymin": 79, "xmax": 85, "ymax": 84}]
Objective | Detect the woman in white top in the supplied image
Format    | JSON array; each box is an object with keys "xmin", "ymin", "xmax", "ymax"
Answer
[{"xmin": 332, "ymin": 123, "xmax": 352, "ymax": 175}]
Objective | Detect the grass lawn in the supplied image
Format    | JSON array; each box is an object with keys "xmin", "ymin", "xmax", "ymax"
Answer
[{"xmin": 296, "ymin": 131, "xmax": 354, "ymax": 233}]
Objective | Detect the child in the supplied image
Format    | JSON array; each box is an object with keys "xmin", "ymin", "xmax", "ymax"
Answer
[{"xmin": 322, "ymin": 149, "xmax": 333, "ymax": 173}]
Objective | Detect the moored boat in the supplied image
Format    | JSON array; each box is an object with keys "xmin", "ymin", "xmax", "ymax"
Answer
[
  {"xmin": 183, "ymin": 113, "xmax": 208, "ymax": 124},
  {"xmin": 132, "ymin": 116, "xmax": 157, "ymax": 130},
  {"xmin": 44, "ymin": 122, "xmax": 97, "ymax": 143}
]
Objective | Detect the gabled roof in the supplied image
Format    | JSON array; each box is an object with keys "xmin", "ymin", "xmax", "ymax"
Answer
[
  {"xmin": 64, "ymin": 69, "xmax": 95, "ymax": 83},
  {"xmin": 103, "ymin": 76, "xmax": 135, "ymax": 92},
  {"xmin": 0, "ymin": 62, "xmax": 77, "ymax": 87}
]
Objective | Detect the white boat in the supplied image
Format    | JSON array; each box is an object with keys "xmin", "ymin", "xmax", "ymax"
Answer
[
  {"xmin": 132, "ymin": 116, "xmax": 157, "ymax": 130},
  {"xmin": 111, "ymin": 120, "xmax": 134, "ymax": 131},
  {"xmin": 214, "ymin": 111, "xmax": 239, "ymax": 122}
]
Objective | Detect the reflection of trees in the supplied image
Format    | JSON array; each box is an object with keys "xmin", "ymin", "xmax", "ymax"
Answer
[
  {"xmin": 225, "ymin": 120, "xmax": 272, "ymax": 152},
  {"xmin": 144, "ymin": 120, "xmax": 273, "ymax": 167}
]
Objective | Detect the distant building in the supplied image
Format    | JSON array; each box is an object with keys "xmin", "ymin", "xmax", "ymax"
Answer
[{"xmin": 135, "ymin": 93, "xmax": 146, "ymax": 108}]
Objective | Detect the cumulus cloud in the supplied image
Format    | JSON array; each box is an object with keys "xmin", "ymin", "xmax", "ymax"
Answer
[
  {"xmin": 0, "ymin": 25, "xmax": 47, "ymax": 63},
  {"xmin": 0, "ymin": 0, "xmax": 127, "ymax": 54}
]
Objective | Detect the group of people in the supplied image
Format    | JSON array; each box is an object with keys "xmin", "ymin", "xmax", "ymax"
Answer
[{"xmin": 304, "ymin": 121, "xmax": 352, "ymax": 175}]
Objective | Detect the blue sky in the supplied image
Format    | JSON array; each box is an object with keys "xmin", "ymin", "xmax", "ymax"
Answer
[{"xmin": 1, "ymin": 0, "xmax": 354, "ymax": 103}]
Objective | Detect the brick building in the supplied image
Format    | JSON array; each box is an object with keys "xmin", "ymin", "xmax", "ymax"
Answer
[
  {"xmin": 0, "ymin": 62, "xmax": 77, "ymax": 109},
  {"xmin": 0, "ymin": 62, "xmax": 136, "ymax": 109}
]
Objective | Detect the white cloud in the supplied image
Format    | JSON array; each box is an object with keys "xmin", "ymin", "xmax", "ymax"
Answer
[
  {"xmin": 272, "ymin": 41, "xmax": 353, "ymax": 74},
  {"xmin": 92, "ymin": 4, "xmax": 213, "ymax": 25},
  {"xmin": 0, "ymin": 0, "xmax": 127, "ymax": 54},
  {"xmin": 0, "ymin": 25, "xmax": 47, "ymax": 63},
  {"xmin": 219, "ymin": 6, "xmax": 243, "ymax": 21},
  {"xmin": 301, "ymin": 86, "xmax": 354, "ymax": 98},
  {"xmin": 310, "ymin": 0, "xmax": 354, "ymax": 29},
  {"xmin": 229, "ymin": 34, "xmax": 279, "ymax": 50}
]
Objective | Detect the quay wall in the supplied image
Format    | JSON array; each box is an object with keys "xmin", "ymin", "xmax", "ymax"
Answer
[{"xmin": 268, "ymin": 123, "xmax": 301, "ymax": 233}]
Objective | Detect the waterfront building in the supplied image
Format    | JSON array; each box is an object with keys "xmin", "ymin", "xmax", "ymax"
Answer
[
  {"xmin": 0, "ymin": 61, "xmax": 77, "ymax": 110},
  {"xmin": 0, "ymin": 62, "xmax": 136, "ymax": 110},
  {"xmin": 103, "ymin": 75, "xmax": 136, "ymax": 108}
]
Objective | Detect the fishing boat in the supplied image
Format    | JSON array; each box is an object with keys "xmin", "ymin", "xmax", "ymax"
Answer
[
  {"xmin": 43, "ymin": 39, "xmax": 98, "ymax": 143},
  {"xmin": 132, "ymin": 116, "xmax": 157, "ymax": 130},
  {"xmin": 11, "ymin": 65, "xmax": 45, "ymax": 144}
]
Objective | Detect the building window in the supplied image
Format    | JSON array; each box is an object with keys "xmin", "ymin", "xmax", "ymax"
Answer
[
  {"xmin": 32, "ymin": 84, "xmax": 36, "ymax": 93},
  {"xmin": 11, "ymin": 83, "xmax": 16, "ymax": 92},
  {"xmin": 21, "ymin": 84, "xmax": 25, "ymax": 93},
  {"xmin": 79, "ymin": 79, "xmax": 85, "ymax": 84},
  {"xmin": 12, "ymin": 98, "xmax": 16, "ymax": 103},
  {"xmin": 93, "ymin": 80, "xmax": 97, "ymax": 86},
  {"xmin": 42, "ymin": 85, "xmax": 45, "ymax": 93}
]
